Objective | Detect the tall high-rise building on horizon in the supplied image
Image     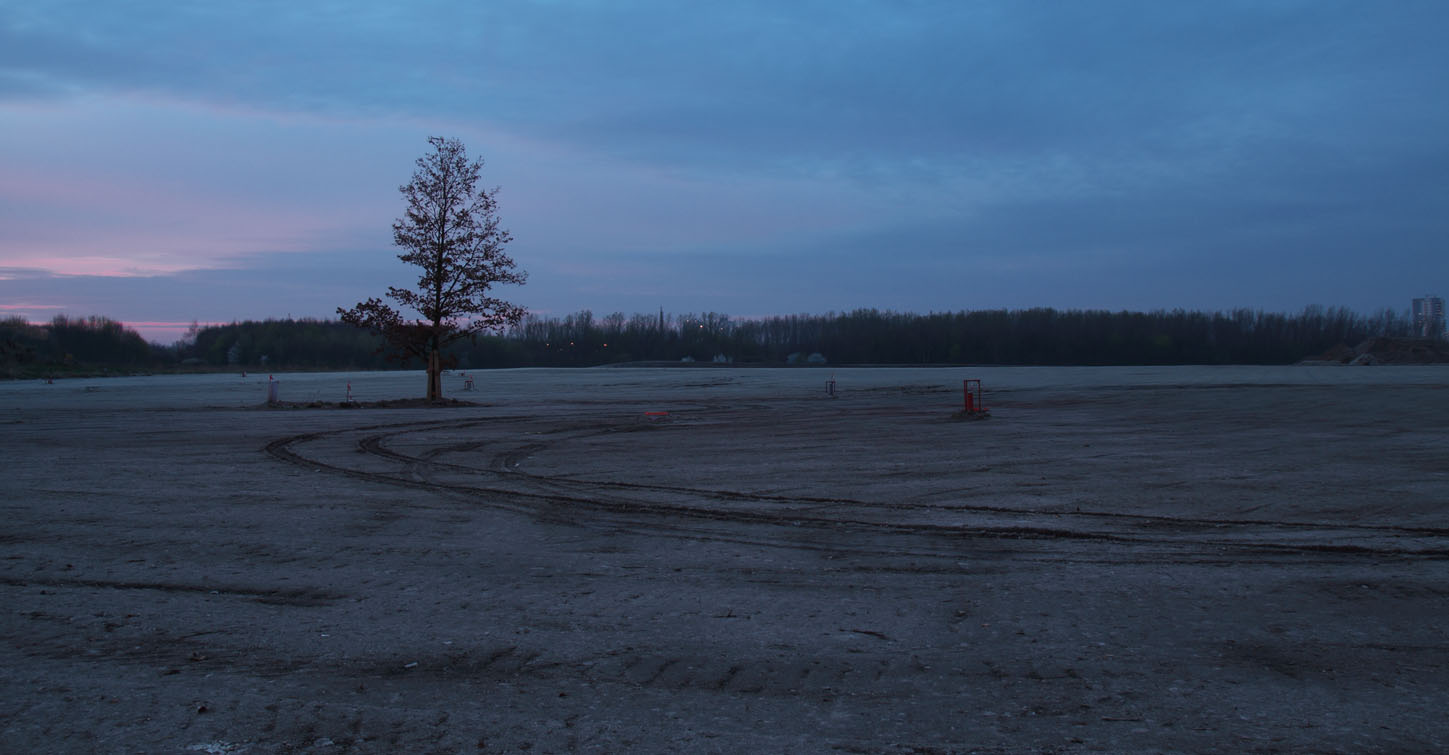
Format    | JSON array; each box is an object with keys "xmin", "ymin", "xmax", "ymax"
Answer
[{"xmin": 1412, "ymin": 295, "xmax": 1446, "ymax": 338}]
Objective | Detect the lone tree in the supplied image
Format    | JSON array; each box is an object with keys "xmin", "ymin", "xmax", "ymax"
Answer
[{"xmin": 339, "ymin": 137, "xmax": 526, "ymax": 400}]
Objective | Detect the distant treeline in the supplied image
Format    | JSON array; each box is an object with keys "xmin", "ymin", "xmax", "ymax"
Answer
[
  {"xmin": 499, "ymin": 306, "xmax": 1415, "ymax": 367},
  {"xmin": 1, "ymin": 306, "xmax": 1423, "ymax": 376},
  {"xmin": 1, "ymin": 315, "xmax": 154, "ymax": 376}
]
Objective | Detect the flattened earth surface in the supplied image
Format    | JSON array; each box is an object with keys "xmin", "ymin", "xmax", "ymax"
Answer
[{"xmin": 2, "ymin": 366, "xmax": 1448, "ymax": 753}]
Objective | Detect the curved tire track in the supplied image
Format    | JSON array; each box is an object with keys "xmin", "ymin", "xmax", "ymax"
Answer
[{"xmin": 265, "ymin": 415, "xmax": 1449, "ymax": 563}]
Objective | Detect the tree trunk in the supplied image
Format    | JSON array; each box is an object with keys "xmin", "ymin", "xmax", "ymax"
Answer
[{"xmin": 427, "ymin": 349, "xmax": 442, "ymax": 401}]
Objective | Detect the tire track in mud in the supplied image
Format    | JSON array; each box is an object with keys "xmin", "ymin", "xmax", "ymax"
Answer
[
  {"xmin": 264, "ymin": 415, "xmax": 1449, "ymax": 562},
  {"xmin": 0, "ymin": 575, "xmax": 342, "ymax": 606},
  {"xmin": 314, "ymin": 643, "xmax": 930, "ymax": 702},
  {"xmin": 17, "ymin": 610, "xmax": 937, "ymax": 704},
  {"xmin": 334, "ymin": 411, "xmax": 1449, "ymax": 540}
]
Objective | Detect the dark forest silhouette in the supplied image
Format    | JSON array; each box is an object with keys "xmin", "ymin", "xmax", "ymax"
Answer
[{"xmin": 2, "ymin": 305, "xmax": 1425, "ymax": 377}]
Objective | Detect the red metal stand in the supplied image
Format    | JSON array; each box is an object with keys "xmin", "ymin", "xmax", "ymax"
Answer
[{"xmin": 963, "ymin": 379, "xmax": 986, "ymax": 414}]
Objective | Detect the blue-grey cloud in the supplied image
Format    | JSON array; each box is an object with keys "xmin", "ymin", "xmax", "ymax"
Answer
[
  {"xmin": 2, "ymin": 0, "xmax": 1447, "ymax": 328},
  {"xmin": 9, "ymin": 2, "xmax": 1447, "ymax": 172}
]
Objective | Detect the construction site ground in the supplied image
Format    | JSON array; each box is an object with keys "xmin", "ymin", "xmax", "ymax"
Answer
[{"xmin": 2, "ymin": 366, "xmax": 1447, "ymax": 753}]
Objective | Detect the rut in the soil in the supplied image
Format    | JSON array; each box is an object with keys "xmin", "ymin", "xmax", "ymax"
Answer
[{"xmin": 264, "ymin": 416, "xmax": 1449, "ymax": 562}]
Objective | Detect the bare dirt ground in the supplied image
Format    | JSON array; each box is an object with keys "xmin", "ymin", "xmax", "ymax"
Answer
[{"xmin": 3, "ymin": 366, "xmax": 1448, "ymax": 753}]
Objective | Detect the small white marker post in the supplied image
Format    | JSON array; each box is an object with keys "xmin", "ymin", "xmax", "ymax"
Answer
[{"xmin": 267, "ymin": 377, "xmax": 279, "ymax": 404}]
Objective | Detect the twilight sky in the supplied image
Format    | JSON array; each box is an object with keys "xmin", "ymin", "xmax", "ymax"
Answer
[{"xmin": 3, "ymin": 1, "xmax": 1447, "ymax": 343}]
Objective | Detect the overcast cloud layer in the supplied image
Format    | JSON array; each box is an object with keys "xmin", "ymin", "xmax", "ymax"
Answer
[{"xmin": 3, "ymin": 1, "xmax": 1446, "ymax": 342}]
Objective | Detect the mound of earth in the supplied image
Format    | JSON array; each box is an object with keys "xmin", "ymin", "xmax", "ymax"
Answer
[{"xmin": 1304, "ymin": 337, "xmax": 1449, "ymax": 365}]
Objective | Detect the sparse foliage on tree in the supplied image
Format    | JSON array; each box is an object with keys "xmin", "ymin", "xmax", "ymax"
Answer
[{"xmin": 339, "ymin": 136, "xmax": 527, "ymax": 399}]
